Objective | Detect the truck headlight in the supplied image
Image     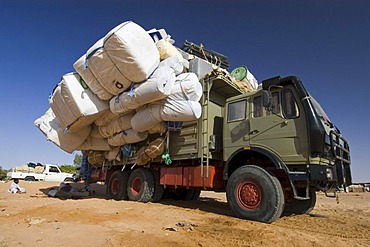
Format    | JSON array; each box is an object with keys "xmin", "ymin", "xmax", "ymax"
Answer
[{"xmin": 326, "ymin": 168, "xmax": 333, "ymax": 180}]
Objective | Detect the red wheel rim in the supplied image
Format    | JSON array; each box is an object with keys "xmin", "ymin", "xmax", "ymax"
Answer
[
  {"xmin": 111, "ymin": 178, "xmax": 119, "ymax": 194},
  {"xmin": 236, "ymin": 181, "xmax": 262, "ymax": 209},
  {"xmin": 131, "ymin": 177, "xmax": 142, "ymax": 195}
]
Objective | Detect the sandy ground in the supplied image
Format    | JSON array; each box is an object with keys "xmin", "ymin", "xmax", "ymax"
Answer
[{"xmin": 0, "ymin": 180, "xmax": 369, "ymax": 247}]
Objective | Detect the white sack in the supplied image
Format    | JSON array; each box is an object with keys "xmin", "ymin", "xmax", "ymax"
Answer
[
  {"xmin": 161, "ymin": 100, "xmax": 202, "ymax": 122},
  {"xmin": 148, "ymin": 122, "xmax": 167, "ymax": 134},
  {"xmin": 49, "ymin": 72, "xmax": 109, "ymax": 133},
  {"xmin": 245, "ymin": 70, "xmax": 259, "ymax": 90},
  {"xmin": 89, "ymin": 124, "xmax": 104, "ymax": 138},
  {"xmin": 34, "ymin": 108, "xmax": 91, "ymax": 154},
  {"xmin": 107, "ymin": 128, "xmax": 148, "ymax": 147},
  {"xmin": 78, "ymin": 124, "xmax": 111, "ymax": 151},
  {"xmin": 131, "ymin": 104, "xmax": 163, "ymax": 132},
  {"xmin": 104, "ymin": 21, "xmax": 160, "ymax": 83},
  {"xmin": 78, "ymin": 136, "xmax": 111, "ymax": 151},
  {"xmin": 170, "ymin": 73, "xmax": 202, "ymax": 102},
  {"xmin": 109, "ymin": 56, "xmax": 182, "ymax": 115},
  {"xmin": 94, "ymin": 110, "xmax": 121, "ymax": 127},
  {"xmin": 105, "ymin": 147, "xmax": 121, "ymax": 161},
  {"xmin": 99, "ymin": 112, "xmax": 134, "ymax": 138},
  {"xmin": 74, "ymin": 54, "xmax": 113, "ymax": 101},
  {"xmin": 156, "ymin": 38, "xmax": 183, "ymax": 63},
  {"xmin": 86, "ymin": 38, "xmax": 132, "ymax": 95}
]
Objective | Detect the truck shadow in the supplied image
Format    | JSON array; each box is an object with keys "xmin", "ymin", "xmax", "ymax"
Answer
[
  {"xmin": 160, "ymin": 197, "xmax": 233, "ymax": 217},
  {"xmin": 38, "ymin": 183, "xmax": 232, "ymax": 217}
]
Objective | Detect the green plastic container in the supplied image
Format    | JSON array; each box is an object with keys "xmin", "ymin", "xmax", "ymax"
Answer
[{"xmin": 230, "ymin": 66, "xmax": 248, "ymax": 81}]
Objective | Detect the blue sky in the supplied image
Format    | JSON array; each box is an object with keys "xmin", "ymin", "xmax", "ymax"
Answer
[{"xmin": 0, "ymin": 1, "xmax": 369, "ymax": 182}]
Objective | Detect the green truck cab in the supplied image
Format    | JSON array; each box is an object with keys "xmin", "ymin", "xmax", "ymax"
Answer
[{"xmin": 220, "ymin": 75, "xmax": 351, "ymax": 222}]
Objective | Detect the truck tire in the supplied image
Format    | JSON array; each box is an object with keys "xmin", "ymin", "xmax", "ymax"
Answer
[
  {"xmin": 226, "ymin": 165, "xmax": 285, "ymax": 224},
  {"xmin": 64, "ymin": 177, "xmax": 75, "ymax": 183},
  {"xmin": 283, "ymin": 188, "xmax": 316, "ymax": 215},
  {"xmin": 191, "ymin": 189, "xmax": 201, "ymax": 201},
  {"xmin": 24, "ymin": 176, "xmax": 35, "ymax": 181},
  {"xmin": 107, "ymin": 171, "xmax": 129, "ymax": 200},
  {"xmin": 127, "ymin": 168, "xmax": 154, "ymax": 202},
  {"xmin": 171, "ymin": 188, "xmax": 201, "ymax": 201},
  {"xmin": 150, "ymin": 170, "xmax": 164, "ymax": 202}
]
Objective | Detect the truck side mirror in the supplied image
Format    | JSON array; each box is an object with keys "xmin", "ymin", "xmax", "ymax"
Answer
[{"xmin": 262, "ymin": 90, "xmax": 272, "ymax": 108}]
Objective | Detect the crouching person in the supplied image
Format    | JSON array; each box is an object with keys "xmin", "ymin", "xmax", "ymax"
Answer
[{"xmin": 8, "ymin": 178, "xmax": 26, "ymax": 194}]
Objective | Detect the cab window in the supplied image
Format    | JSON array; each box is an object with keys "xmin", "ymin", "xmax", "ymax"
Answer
[
  {"xmin": 282, "ymin": 89, "xmax": 299, "ymax": 118},
  {"xmin": 49, "ymin": 166, "xmax": 59, "ymax": 173},
  {"xmin": 227, "ymin": 100, "xmax": 246, "ymax": 122}
]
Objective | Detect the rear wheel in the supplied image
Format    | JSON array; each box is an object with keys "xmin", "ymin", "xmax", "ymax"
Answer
[
  {"xmin": 24, "ymin": 176, "xmax": 35, "ymax": 181},
  {"xmin": 107, "ymin": 171, "xmax": 129, "ymax": 200},
  {"xmin": 283, "ymin": 188, "xmax": 316, "ymax": 215},
  {"xmin": 190, "ymin": 189, "xmax": 201, "ymax": 201},
  {"xmin": 127, "ymin": 168, "xmax": 154, "ymax": 202},
  {"xmin": 226, "ymin": 165, "xmax": 285, "ymax": 224},
  {"xmin": 170, "ymin": 188, "xmax": 202, "ymax": 201},
  {"xmin": 151, "ymin": 170, "xmax": 164, "ymax": 202}
]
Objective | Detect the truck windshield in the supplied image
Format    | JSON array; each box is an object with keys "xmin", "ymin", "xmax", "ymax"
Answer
[{"xmin": 310, "ymin": 96, "xmax": 333, "ymax": 128}]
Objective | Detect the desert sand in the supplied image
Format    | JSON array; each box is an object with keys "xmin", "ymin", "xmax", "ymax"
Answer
[{"xmin": 0, "ymin": 180, "xmax": 369, "ymax": 247}]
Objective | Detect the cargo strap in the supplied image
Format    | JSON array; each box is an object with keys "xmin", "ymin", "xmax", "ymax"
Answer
[{"xmin": 84, "ymin": 46, "xmax": 104, "ymax": 68}]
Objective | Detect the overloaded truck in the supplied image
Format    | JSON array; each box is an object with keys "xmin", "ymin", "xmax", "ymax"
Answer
[
  {"xmin": 35, "ymin": 21, "xmax": 351, "ymax": 223},
  {"xmin": 89, "ymin": 56, "xmax": 351, "ymax": 224}
]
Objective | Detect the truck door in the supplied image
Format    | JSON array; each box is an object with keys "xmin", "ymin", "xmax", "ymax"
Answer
[
  {"xmin": 248, "ymin": 88, "xmax": 309, "ymax": 163},
  {"xmin": 223, "ymin": 99, "xmax": 250, "ymax": 159},
  {"xmin": 44, "ymin": 166, "xmax": 62, "ymax": 182}
]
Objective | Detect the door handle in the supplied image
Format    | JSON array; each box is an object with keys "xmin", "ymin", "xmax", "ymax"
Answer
[{"xmin": 249, "ymin": 129, "xmax": 259, "ymax": 135}]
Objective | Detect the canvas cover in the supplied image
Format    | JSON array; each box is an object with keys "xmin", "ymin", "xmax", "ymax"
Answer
[
  {"xmin": 104, "ymin": 21, "xmax": 160, "ymax": 83},
  {"xmin": 49, "ymin": 72, "xmax": 109, "ymax": 133},
  {"xmin": 34, "ymin": 108, "xmax": 91, "ymax": 153}
]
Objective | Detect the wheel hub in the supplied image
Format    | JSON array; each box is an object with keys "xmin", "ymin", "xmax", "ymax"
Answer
[
  {"xmin": 111, "ymin": 178, "xmax": 119, "ymax": 194},
  {"xmin": 237, "ymin": 181, "xmax": 261, "ymax": 209},
  {"xmin": 131, "ymin": 177, "xmax": 142, "ymax": 195}
]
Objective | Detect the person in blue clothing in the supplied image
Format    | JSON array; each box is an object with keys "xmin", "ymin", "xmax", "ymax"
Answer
[{"xmin": 80, "ymin": 151, "xmax": 93, "ymax": 195}]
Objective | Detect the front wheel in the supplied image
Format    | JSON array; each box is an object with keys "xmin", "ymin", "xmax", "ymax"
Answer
[
  {"xmin": 64, "ymin": 177, "xmax": 75, "ymax": 183},
  {"xmin": 226, "ymin": 165, "xmax": 284, "ymax": 224}
]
